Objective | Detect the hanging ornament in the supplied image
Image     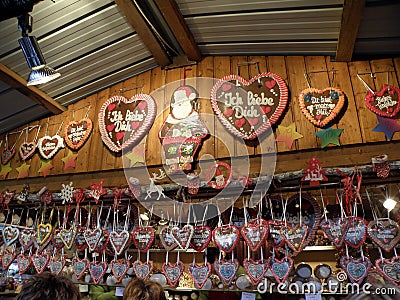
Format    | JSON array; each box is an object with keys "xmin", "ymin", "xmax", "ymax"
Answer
[
  {"xmin": 371, "ymin": 154, "xmax": 390, "ymax": 178},
  {"xmin": 159, "ymin": 225, "xmax": 178, "ymax": 251},
  {"xmin": 214, "ymin": 259, "xmax": 239, "ymax": 287},
  {"xmin": 373, "ymin": 115, "xmax": 400, "ymax": 141},
  {"xmin": 60, "ymin": 227, "xmax": 77, "ymax": 250},
  {"xmin": 301, "ymin": 157, "xmax": 328, "ymax": 186},
  {"xmin": 267, "ymin": 220, "xmax": 286, "ymax": 249},
  {"xmin": 0, "ymin": 162, "xmax": 12, "ymax": 180},
  {"xmin": 17, "ymin": 253, "xmax": 31, "ymax": 275},
  {"xmin": 162, "ymin": 261, "xmax": 185, "ymax": 287},
  {"xmin": 212, "ymin": 224, "xmax": 239, "ymax": 253},
  {"xmin": 132, "ymin": 226, "xmax": 155, "ymax": 253},
  {"xmin": 75, "ymin": 226, "xmax": 88, "ymax": 251},
  {"xmin": 172, "ymin": 224, "xmax": 194, "ymax": 251},
  {"xmin": 275, "ymin": 123, "xmax": 303, "ymax": 150},
  {"xmin": 320, "ymin": 218, "xmax": 349, "ymax": 248},
  {"xmin": 2, "ymin": 131, "xmax": 22, "ymax": 165},
  {"xmin": 64, "ymin": 106, "xmax": 93, "ymax": 150},
  {"xmin": 39, "ymin": 188, "xmax": 52, "ymax": 205},
  {"xmin": 375, "ymin": 255, "xmax": 400, "ymax": 287},
  {"xmin": 16, "ymin": 184, "xmax": 30, "ymax": 202},
  {"xmin": 84, "ymin": 227, "xmax": 102, "ymax": 252},
  {"xmin": 241, "ymin": 218, "xmax": 268, "ymax": 253},
  {"xmin": 19, "ymin": 229, "xmax": 36, "ymax": 251},
  {"xmin": 72, "ymin": 256, "xmax": 90, "ymax": 280},
  {"xmin": 37, "ymin": 222, "xmax": 53, "ymax": 246},
  {"xmin": 87, "ymin": 180, "xmax": 107, "ymax": 204},
  {"xmin": 110, "ymin": 258, "xmax": 130, "ymax": 284},
  {"xmin": 19, "ymin": 125, "xmax": 40, "ymax": 161},
  {"xmin": 60, "ymin": 182, "xmax": 74, "ymax": 204},
  {"xmin": 89, "ymin": 261, "xmax": 108, "ymax": 284},
  {"xmin": 52, "ymin": 229, "xmax": 65, "ymax": 251},
  {"xmin": 94, "ymin": 229, "xmax": 110, "ymax": 254},
  {"xmin": 243, "ymin": 258, "xmax": 268, "ymax": 286},
  {"xmin": 280, "ymin": 223, "xmax": 308, "ymax": 253},
  {"xmin": 62, "ymin": 150, "xmax": 78, "ymax": 170},
  {"xmin": 32, "ymin": 252, "xmax": 50, "ymax": 274},
  {"xmin": 190, "ymin": 225, "xmax": 212, "ymax": 252},
  {"xmin": 268, "ymin": 256, "xmax": 294, "ymax": 284},
  {"xmin": 109, "ymin": 230, "xmax": 131, "ymax": 255},
  {"xmin": 367, "ymin": 219, "xmax": 400, "ymax": 252},
  {"xmin": 3, "ymin": 226, "xmax": 19, "ymax": 246},
  {"xmin": 132, "ymin": 260, "xmax": 154, "ymax": 281},
  {"xmin": 49, "ymin": 255, "xmax": 66, "ymax": 276},
  {"xmin": 340, "ymin": 255, "xmax": 371, "ymax": 285},
  {"xmin": 2, "ymin": 248, "xmax": 17, "ymax": 270},
  {"xmin": 38, "ymin": 134, "xmax": 64, "ymax": 160},
  {"xmin": 16, "ymin": 163, "xmax": 31, "ymax": 179},
  {"xmin": 314, "ymin": 127, "xmax": 344, "ymax": 148},
  {"xmin": 188, "ymin": 262, "xmax": 211, "ymax": 289},
  {"xmin": 206, "ymin": 162, "xmax": 232, "ymax": 189},
  {"xmin": 344, "ymin": 217, "xmax": 367, "ymax": 249}
]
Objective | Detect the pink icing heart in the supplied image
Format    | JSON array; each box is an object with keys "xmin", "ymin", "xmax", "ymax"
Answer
[
  {"xmin": 138, "ymin": 101, "xmax": 147, "ymax": 110},
  {"xmin": 131, "ymin": 122, "xmax": 140, "ymax": 130},
  {"xmin": 108, "ymin": 103, "xmax": 116, "ymax": 111},
  {"xmin": 235, "ymin": 118, "xmax": 246, "ymax": 128},
  {"xmin": 265, "ymin": 80, "xmax": 276, "ymax": 89},
  {"xmin": 107, "ymin": 124, "xmax": 115, "ymax": 132},
  {"xmin": 224, "ymin": 109, "xmax": 234, "ymax": 117},
  {"xmin": 248, "ymin": 118, "xmax": 259, "ymax": 126},
  {"xmin": 222, "ymin": 83, "xmax": 232, "ymax": 92},
  {"xmin": 116, "ymin": 132, "xmax": 125, "ymax": 141}
]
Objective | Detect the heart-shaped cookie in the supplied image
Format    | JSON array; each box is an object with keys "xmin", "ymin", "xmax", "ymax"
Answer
[
  {"xmin": 190, "ymin": 225, "xmax": 212, "ymax": 252},
  {"xmin": 19, "ymin": 229, "xmax": 36, "ymax": 251},
  {"xmin": 110, "ymin": 258, "xmax": 130, "ymax": 283},
  {"xmin": 72, "ymin": 257, "xmax": 90, "ymax": 280},
  {"xmin": 98, "ymin": 94, "xmax": 157, "ymax": 152},
  {"xmin": 211, "ymin": 73, "xmax": 288, "ymax": 140},
  {"xmin": 267, "ymin": 220, "xmax": 286, "ymax": 249},
  {"xmin": 320, "ymin": 218, "xmax": 349, "ymax": 248},
  {"xmin": 19, "ymin": 142, "xmax": 36, "ymax": 160},
  {"xmin": 132, "ymin": 260, "xmax": 153, "ymax": 281},
  {"xmin": 188, "ymin": 262, "xmax": 211, "ymax": 289},
  {"xmin": 365, "ymin": 84, "xmax": 400, "ymax": 118},
  {"xmin": 32, "ymin": 252, "xmax": 50, "ymax": 274},
  {"xmin": 243, "ymin": 258, "xmax": 268, "ymax": 286},
  {"xmin": 159, "ymin": 225, "xmax": 178, "ymax": 251},
  {"xmin": 84, "ymin": 228, "xmax": 102, "ymax": 252},
  {"xmin": 49, "ymin": 256, "xmax": 66, "ymax": 276},
  {"xmin": 367, "ymin": 219, "xmax": 400, "ymax": 252},
  {"xmin": 344, "ymin": 217, "xmax": 367, "ymax": 249},
  {"xmin": 110, "ymin": 230, "xmax": 131, "ymax": 255},
  {"xmin": 299, "ymin": 87, "xmax": 345, "ymax": 127},
  {"xmin": 268, "ymin": 257, "xmax": 294, "ymax": 284},
  {"xmin": 340, "ymin": 256, "xmax": 371, "ymax": 285},
  {"xmin": 132, "ymin": 227, "xmax": 155, "ymax": 252},
  {"xmin": 37, "ymin": 135, "xmax": 65, "ymax": 159},
  {"xmin": 162, "ymin": 261, "xmax": 185, "ymax": 286},
  {"xmin": 64, "ymin": 118, "xmax": 93, "ymax": 150},
  {"xmin": 3, "ymin": 226, "xmax": 20, "ymax": 246},
  {"xmin": 89, "ymin": 261, "xmax": 107, "ymax": 284},
  {"xmin": 2, "ymin": 250, "xmax": 16, "ymax": 270},
  {"xmin": 60, "ymin": 227, "xmax": 77, "ymax": 250},
  {"xmin": 241, "ymin": 219, "xmax": 268, "ymax": 252},
  {"xmin": 213, "ymin": 225, "xmax": 239, "ymax": 253},
  {"xmin": 17, "ymin": 253, "xmax": 31, "ymax": 275},
  {"xmin": 2, "ymin": 148, "xmax": 15, "ymax": 165},
  {"xmin": 214, "ymin": 259, "xmax": 239, "ymax": 286},
  {"xmin": 37, "ymin": 223, "xmax": 53, "ymax": 246},
  {"xmin": 74, "ymin": 226, "xmax": 88, "ymax": 251},
  {"xmin": 376, "ymin": 256, "xmax": 400, "ymax": 287},
  {"xmin": 172, "ymin": 225, "xmax": 194, "ymax": 251},
  {"xmin": 280, "ymin": 223, "xmax": 308, "ymax": 253}
]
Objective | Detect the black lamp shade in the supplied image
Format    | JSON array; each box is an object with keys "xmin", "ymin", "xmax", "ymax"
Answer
[{"xmin": 18, "ymin": 35, "xmax": 46, "ymax": 69}]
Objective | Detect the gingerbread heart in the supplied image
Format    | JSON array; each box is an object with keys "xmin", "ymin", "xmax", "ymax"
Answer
[
  {"xmin": 19, "ymin": 229, "xmax": 36, "ymax": 251},
  {"xmin": 32, "ymin": 252, "xmax": 50, "ymax": 274},
  {"xmin": 280, "ymin": 223, "xmax": 308, "ymax": 253},
  {"xmin": 37, "ymin": 223, "xmax": 53, "ymax": 245},
  {"xmin": 268, "ymin": 257, "xmax": 294, "ymax": 284},
  {"xmin": 365, "ymin": 84, "xmax": 400, "ymax": 118},
  {"xmin": 98, "ymin": 94, "xmax": 157, "ymax": 152},
  {"xmin": 267, "ymin": 220, "xmax": 286, "ymax": 249},
  {"xmin": 3, "ymin": 226, "xmax": 20, "ymax": 246},
  {"xmin": 72, "ymin": 257, "xmax": 90, "ymax": 280},
  {"xmin": 299, "ymin": 87, "xmax": 345, "ymax": 127},
  {"xmin": 132, "ymin": 260, "xmax": 153, "ymax": 281},
  {"xmin": 52, "ymin": 229, "xmax": 65, "ymax": 251},
  {"xmin": 213, "ymin": 225, "xmax": 239, "ymax": 253},
  {"xmin": 162, "ymin": 261, "xmax": 185, "ymax": 286},
  {"xmin": 74, "ymin": 226, "xmax": 88, "ymax": 251},
  {"xmin": 110, "ymin": 258, "xmax": 130, "ymax": 283},
  {"xmin": 340, "ymin": 256, "xmax": 371, "ymax": 285},
  {"xmin": 214, "ymin": 259, "xmax": 239, "ymax": 286},
  {"xmin": 367, "ymin": 219, "xmax": 400, "ymax": 252},
  {"xmin": 94, "ymin": 229, "xmax": 110, "ymax": 253},
  {"xmin": 344, "ymin": 217, "xmax": 367, "ymax": 249},
  {"xmin": 188, "ymin": 262, "xmax": 211, "ymax": 289},
  {"xmin": 37, "ymin": 135, "xmax": 64, "ymax": 159},
  {"xmin": 172, "ymin": 225, "xmax": 194, "ymax": 251},
  {"xmin": 190, "ymin": 225, "xmax": 212, "ymax": 252},
  {"xmin": 60, "ymin": 227, "xmax": 77, "ymax": 250},
  {"xmin": 84, "ymin": 228, "xmax": 102, "ymax": 252},
  {"xmin": 2, "ymin": 148, "xmax": 15, "ymax": 165},
  {"xmin": 89, "ymin": 261, "xmax": 107, "ymax": 284},
  {"xmin": 243, "ymin": 258, "xmax": 268, "ymax": 286},
  {"xmin": 109, "ymin": 230, "xmax": 130, "ymax": 255},
  {"xmin": 241, "ymin": 219, "xmax": 268, "ymax": 252},
  {"xmin": 17, "ymin": 253, "xmax": 31, "ymax": 275},
  {"xmin": 2, "ymin": 250, "xmax": 16, "ymax": 270},
  {"xmin": 320, "ymin": 218, "xmax": 349, "ymax": 248},
  {"xmin": 211, "ymin": 73, "xmax": 288, "ymax": 140},
  {"xmin": 376, "ymin": 256, "xmax": 400, "ymax": 287},
  {"xmin": 159, "ymin": 225, "xmax": 178, "ymax": 251},
  {"xmin": 49, "ymin": 256, "xmax": 66, "ymax": 276},
  {"xmin": 64, "ymin": 118, "xmax": 93, "ymax": 150},
  {"xmin": 19, "ymin": 142, "xmax": 36, "ymax": 161},
  {"xmin": 132, "ymin": 227, "xmax": 155, "ymax": 252}
]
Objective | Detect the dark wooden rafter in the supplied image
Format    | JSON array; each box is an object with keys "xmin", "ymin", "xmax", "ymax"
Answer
[
  {"xmin": 0, "ymin": 63, "xmax": 65, "ymax": 114},
  {"xmin": 335, "ymin": 0, "xmax": 366, "ymax": 62},
  {"xmin": 115, "ymin": 0, "xmax": 171, "ymax": 67},
  {"xmin": 154, "ymin": 0, "xmax": 201, "ymax": 62}
]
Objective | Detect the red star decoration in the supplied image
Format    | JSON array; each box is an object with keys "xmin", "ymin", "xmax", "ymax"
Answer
[{"xmin": 62, "ymin": 150, "xmax": 78, "ymax": 170}]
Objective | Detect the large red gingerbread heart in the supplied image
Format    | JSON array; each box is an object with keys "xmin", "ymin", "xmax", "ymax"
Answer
[
  {"xmin": 211, "ymin": 73, "xmax": 288, "ymax": 140},
  {"xmin": 98, "ymin": 94, "xmax": 156, "ymax": 152},
  {"xmin": 365, "ymin": 84, "xmax": 400, "ymax": 118},
  {"xmin": 299, "ymin": 87, "xmax": 345, "ymax": 127},
  {"xmin": 64, "ymin": 118, "xmax": 93, "ymax": 150}
]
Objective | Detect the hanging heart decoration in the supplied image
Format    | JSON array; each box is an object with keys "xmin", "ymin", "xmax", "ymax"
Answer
[
  {"xmin": 365, "ymin": 84, "xmax": 400, "ymax": 118},
  {"xmin": 367, "ymin": 219, "xmax": 400, "ymax": 252},
  {"xmin": 162, "ymin": 261, "xmax": 185, "ymax": 286},
  {"xmin": 49, "ymin": 256, "xmax": 66, "ymax": 276},
  {"xmin": 344, "ymin": 217, "xmax": 367, "ymax": 249},
  {"xmin": 267, "ymin": 220, "xmax": 286, "ymax": 249},
  {"xmin": 243, "ymin": 258, "xmax": 268, "ymax": 286},
  {"xmin": 188, "ymin": 262, "xmax": 211, "ymax": 289},
  {"xmin": 213, "ymin": 225, "xmax": 240, "ymax": 253},
  {"xmin": 280, "ymin": 223, "xmax": 309, "ymax": 253},
  {"xmin": 19, "ymin": 142, "xmax": 36, "ymax": 161},
  {"xmin": 190, "ymin": 225, "xmax": 212, "ymax": 252},
  {"xmin": 210, "ymin": 73, "xmax": 288, "ymax": 140},
  {"xmin": 340, "ymin": 256, "xmax": 371, "ymax": 285},
  {"xmin": 94, "ymin": 229, "xmax": 110, "ymax": 254},
  {"xmin": 60, "ymin": 227, "xmax": 77, "ymax": 250},
  {"xmin": 19, "ymin": 229, "xmax": 36, "ymax": 251},
  {"xmin": 3, "ymin": 226, "xmax": 20, "ymax": 246},
  {"xmin": 2, "ymin": 250, "xmax": 16, "ymax": 269},
  {"xmin": 299, "ymin": 87, "xmax": 345, "ymax": 127},
  {"xmin": 52, "ymin": 229, "xmax": 65, "ymax": 251},
  {"xmin": 17, "ymin": 253, "xmax": 31, "ymax": 275},
  {"xmin": 320, "ymin": 218, "xmax": 349, "ymax": 248},
  {"xmin": 84, "ymin": 227, "xmax": 102, "ymax": 252},
  {"xmin": 72, "ymin": 257, "xmax": 90, "ymax": 280},
  {"xmin": 110, "ymin": 258, "xmax": 130, "ymax": 284},
  {"xmin": 2, "ymin": 148, "xmax": 15, "ymax": 165},
  {"xmin": 37, "ymin": 135, "xmax": 64, "ymax": 159},
  {"xmin": 98, "ymin": 94, "xmax": 157, "ymax": 152},
  {"xmin": 376, "ymin": 256, "xmax": 400, "ymax": 287},
  {"xmin": 74, "ymin": 226, "xmax": 88, "ymax": 251},
  {"xmin": 37, "ymin": 223, "xmax": 53, "ymax": 246},
  {"xmin": 159, "ymin": 225, "xmax": 178, "ymax": 251},
  {"xmin": 132, "ymin": 227, "xmax": 155, "ymax": 252},
  {"xmin": 241, "ymin": 219, "xmax": 268, "ymax": 252},
  {"xmin": 132, "ymin": 260, "xmax": 154, "ymax": 281},
  {"xmin": 214, "ymin": 259, "xmax": 239, "ymax": 286},
  {"xmin": 64, "ymin": 118, "xmax": 93, "ymax": 150},
  {"xmin": 268, "ymin": 257, "xmax": 294, "ymax": 284},
  {"xmin": 89, "ymin": 261, "xmax": 108, "ymax": 284},
  {"xmin": 32, "ymin": 252, "xmax": 50, "ymax": 274},
  {"xmin": 171, "ymin": 225, "xmax": 194, "ymax": 251},
  {"xmin": 109, "ymin": 230, "xmax": 131, "ymax": 255}
]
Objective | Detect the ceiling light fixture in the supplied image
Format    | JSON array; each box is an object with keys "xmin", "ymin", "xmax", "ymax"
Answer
[
  {"xmin": 17, "ymin": 14, "xmax": 60, "ymax": 86},
  {"xmin": 383, "ymin": 198, "xmax": 397, "ymax": 212}
]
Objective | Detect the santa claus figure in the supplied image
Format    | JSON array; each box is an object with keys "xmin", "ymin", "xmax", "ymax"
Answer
[{"xmin": 159, "ymin": 85, "xmax": 208, "ymax": 173}]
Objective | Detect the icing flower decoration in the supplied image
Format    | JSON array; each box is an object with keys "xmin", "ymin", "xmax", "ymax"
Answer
[
  {"xmin": 304, "ymin": 93, "xmax": 312, "ymax": 102},
  {"xmin": 331, "ymin": 91, "xmax": 339, "ymax": 99}
]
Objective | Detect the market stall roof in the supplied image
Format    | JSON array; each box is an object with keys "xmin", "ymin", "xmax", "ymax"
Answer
[{"xmin": 0, "ymin": 0, "xmax": 398, "ymax": 134}]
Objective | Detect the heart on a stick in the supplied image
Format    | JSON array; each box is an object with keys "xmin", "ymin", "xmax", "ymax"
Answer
[
  {"xmin": 172, "ymin": 225, "xmax": 194, "ymax": 251},
  {"xmin": 37, "ymin": 135, "xmax": 64, "ymax": 159},
  {"xmin": 211, "ymin": 73, "xmax": 288, "ymax": 140},
  {"xmin": 110, "ymin": 259, "xmax": 130, "ymax": 284},
  {"xmin": 89, "ymin": 261, "xmax": 107, "ymax": 284},
  {"xmin": 213, "ymin": 225, "xmax": 239, "ymax": 253},
  {"xmin": 132, "ymin": 260, "xmax": 153, "ymax": 281},
  {"xmin": 159, "ymin": 225, "xmax": 178, "ymax": 251},
  {"xmin": 320, "ymin": 218, "xmax": 349, "ymax": 248},
  {"xmin": 365, "ymin": 84, "xmax": 400, "ymax": 118},
  {"xmin": 64, "ymin": 118, "xmax": 93, "ymax": 150},
  {"xmin": 132, "ymin": 227, "xmax": 154, "ymax": 252},
  {"xmin": 190, "ymin": 225, "xmax": 212, "ymax": 252},
  {"xmin": 110, "ymin": 230, "xmax": 131, "ymax": 255},
  {"xmin": 299, "ymin": 87, "xmax": 345, "ymax": 127},
  {"xmin": 268, "ymin": 257, "xmax": 294, "ymax": 284},
  {"xmin": 188, "ymin": 262, "xmax": 211, "ymax": 289},
  {"xmin": 214, "ymin": 259, "xmax": 239, "ymax": 286},
  {"xmin": 241, "ymin": 219, "xmax": 268, "ymax": 252},
  {"xmin": 98, "ymin": 94, "xmax": 157, "ymax": 152},
  {"xmin": 162, "ymin": 261, "xmax": 185, "ymax": 287},
  {"xmin": 367, "ymin": 219, "xmax": 400, "ymax": 252},
  {"xmin": 340, "ymin": 256, "xmax": 371, "ymax": 285},
  {"xmin": 243, "ymin": 258, "xmax": 268, "ymax": 286},
  {"xmin": 19, "ymin": 142, "xmax": 36, "ymax": 161}
]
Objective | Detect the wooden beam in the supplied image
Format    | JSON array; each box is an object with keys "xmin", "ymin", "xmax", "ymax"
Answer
[
  {"xmin": 115, "ymin": 0, "xmax": 171, "ymax": 67},
  {"xmin": 154, "ymin": 0, "xmax": 201, "ymax": 62},
  {"xmin": 0, "ymin": 63, "xmax": 65, "ymax": 114},
  {"xmin": 335, "ymin": 0, "xmax": 365, "ymax": 62}
]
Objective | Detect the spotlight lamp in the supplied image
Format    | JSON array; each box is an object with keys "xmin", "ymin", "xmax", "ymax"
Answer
[
  {"xmin": 383, "ymin": 198, "xmax": 397, "ymax": 212},
  {"xmin": 17, "ymin": 14, "xmax": 60, "ymax": 86}
]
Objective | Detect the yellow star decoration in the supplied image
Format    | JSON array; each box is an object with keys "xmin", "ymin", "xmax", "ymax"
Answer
[
  {"xmin": 0, "ymin": 162, "xmax": 12, "ymax": 180},
  {"xmin": 38, "ymin": 159, "xmax": 53, "ymax": 178},
  {"xmin": 275, "ymin": 123, "xmax": 303, "ymax": 149},
  {"xmin": 16, "ymin": 163, "xmax": 30, "ymax": 179},
  {"xmin": 62, "ymin": 150, "xmax": 78, "ymax": 170},
  {"xmin": 124, "ymin": 143, "xmax": 145, "ymax": 167}
]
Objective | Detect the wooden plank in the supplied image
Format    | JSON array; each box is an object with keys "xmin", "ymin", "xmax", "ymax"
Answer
[
  {"xmin": 335, "ymin": 0, "xmax": 365, "ymax": 62},
  {"xmin": 154, "ymin": 0, "xmax": 201, "ymax": 61},
  {"xmin": 0, "ymin": 64, "xmax": 66, "ymax": 114},
  {"xmin": 326, "ymin": 57, "xmax": 363, "ymax": 145}
]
